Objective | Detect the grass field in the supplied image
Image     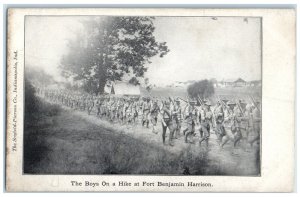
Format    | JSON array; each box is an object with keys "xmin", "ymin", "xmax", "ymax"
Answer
[
  {"xmin": 24, "ymin": 99, "xmax": 217, "ymax": 175},
  {"xmin": 24, "ymin": 97, "xmax": 260, "ymax": 175}
]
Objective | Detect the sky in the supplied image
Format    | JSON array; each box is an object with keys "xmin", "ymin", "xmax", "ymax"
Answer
[{"xmin": 25, "ymin": 16, "xmax": 261, "ymax": 86}]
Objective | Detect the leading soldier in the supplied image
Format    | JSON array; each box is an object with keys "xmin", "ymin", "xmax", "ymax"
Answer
[{"xmin": 248, "ymin": 101, "xmax": 261, "ymax": 147}]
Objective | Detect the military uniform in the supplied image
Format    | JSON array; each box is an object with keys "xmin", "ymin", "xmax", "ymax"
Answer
[
  {"xmin": 95, "ymin": 97, "xmax": 101, "ymax": 116},
  {"xmin": 173, "ymin": 99, "xmax": 182, "ymax": 138},
  {"xmin": 232, "ymin": 105, "xmax": 243, "ymax": 147},
  {"xmin": 184, "ymin": 101, "xmax": 199, "ymax": 143},
  {"xmin": 87, "ymin": 97, "xmax": 94, "ymax": 115},
  {"xmin": 249, "ymin": 102, "xmax": 261, "ymax": 146},
  {"xmin": 150, "ymin": 101, "xmax": 160, "ymax": 134},
  {"xmin": 161, "ymin": 101, "xmax": 176, "ymax": 146},
  {"xmin": 204, "ymin": 102, "xmax": 214, "ymax": 131},
  {"xmin": 221, "ymin": 101, "xmax": 236, "ymax": 148},
  {"xmin": 214, "ymin": 102, "xmax": 225, "ymax": 144},
  {"xmin": 132, "ymin": 101, "xmax": 139, "ymax": 123},
  {"xmin": 199, "ymin": 113, "xmax": 211, "ymax": 147},
  {"xmin": 125, "ymin": 101, "xmax": 133, "ymax": 124},
  {"xmin": 142, "ymin": 99, "xmax": 151, "ymax": 128}
]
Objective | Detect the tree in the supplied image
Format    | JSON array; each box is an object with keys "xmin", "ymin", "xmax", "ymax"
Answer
[
  {"xmin": 60, "ymin": 16, "xmax": 169, "ymax": 94},
  {"xmin": 25, "ymin": 66, "xmax": 55, "ymax": 87},
  {"xmin": 187, "ymin": 79, "xmax": 215, "ymax": 99}
]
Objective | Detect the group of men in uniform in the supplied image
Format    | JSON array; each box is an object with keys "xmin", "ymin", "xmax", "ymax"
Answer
[{"xmin": 40, "ymin": 88, "xmax": 261, "ymax": 150}]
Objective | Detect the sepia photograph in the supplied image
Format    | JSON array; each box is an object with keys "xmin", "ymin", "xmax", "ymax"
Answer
[
  {"xmin": 5, "ymin": 7, "xmax": 295, "ymax": 192},
  {"xmin": 24, "ymin": 15, "xmax": 261, "ymax": 176}
]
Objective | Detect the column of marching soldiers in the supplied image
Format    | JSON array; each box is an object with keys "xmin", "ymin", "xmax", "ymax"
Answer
[{"xmin": 37, "ymin": 87, "xmax": 261, "ymax": 151}]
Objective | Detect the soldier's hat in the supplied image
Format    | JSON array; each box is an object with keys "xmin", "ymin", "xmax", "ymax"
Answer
[
  {"xmin": 165, "ymin": 100, "xmax": 171, "ymax": 105},
  {"xmin": 239, "ymin": 100, "xmax": 247, "ymax": 106},
  {"xmin": 175, "ymin": 98, "xmax": 181, "ymax": 103},
  {"xmin": 246, "ymin": 104, "xmax": 252, "ymax": 110},
  {"xmin": 222, "ymin": 99, "xmax": 229, "ymax": 103},
  {"xmin": 227, "ymin": 101, "xmax": 236, "ymax": 106},
  {"xmin": 189, "ymin": 100, "xmax": 197, "ymax": 105},
  {"xmin": 205, "ymin": 101, "xmax": 212, "ymax": 106}
]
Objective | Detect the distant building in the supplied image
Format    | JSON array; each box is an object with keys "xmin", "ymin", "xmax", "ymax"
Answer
[
  {"xmin": 234, "ymin": 78, "xmax": 247, "ymax": 87},
  {"xmin": 173, "ymin": 81, "xmax": 186, "ymax": 88},
  {"xmin": 105, "ymin": 81, "xmax": 140, "ymax": 96},
  {"xmin": 218, "ymin": 78, "xmax": 248, "ymax": 87},
  {"xmin": 249, "ymin": 80, "xmax": 262, "ymax": 87}
]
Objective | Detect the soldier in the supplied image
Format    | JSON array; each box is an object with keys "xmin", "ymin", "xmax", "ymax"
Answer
[
  {"xmin": 87, "ymin": 96, "xmax": 94, "ymax": 115},
  {"xmin": 173, "ymin": 98, "xmax": 183, "ymax": 139},
  {"xmin": 95, "ymin": 96, "xmax": 102, "ymax": 117},
  {"xmin": 248, "ymin": 101, "xmax": 261, "ymax": 147},
  {"xmin": 125, "ymin": 99, "xmax": 133, "ymax": 124},
  {"xmin": 80, "ymin": 95, "xmax": 86, "ymax": 111},
  {"xmin": 199, "ymin": 110, "xmax": 211, "ymax": 148},
  {"xmin": 132, "ymin": 98, "xmax": 139, "ymax": 124},
  {"xmin": 238, "ymin": 100, "xmax": 251, "ymax": 141},
  {"xmin": 110, "ymin": 98, "xmax": 117, "ymax": 122},
  {"xmin": 105, "ymin": 97, "xmax": 111, "ymax": 119},
  {"xmin": 69, "ymin": 94, "xmax": 74, "ymax": 109},
  {"xmin": 161, "ymin": 101, "xmax": 176, "ymax": 146},
  {"xmin": 150, "ymin": 100, "xmax": 160, "ymax": 134},
  {"xmin": 231, "ymin": 102, "xmax": 243, "ymax": 147},
  {"xmin": 142, "ymin": 97, "xmax": 151, "ymax": 128},
  {"xmin": 204, "ymin": 101, "xmax": 214, "ymax": 131},
  {"xmin": 221, "ymin": 101, "xmax": 243, "ymax": 148},
  {"xmin": 184, "ymin": 100, "xmax": 199, "ymax": 143},
  {"xmin": 101, "ymin": 97, "xmax": 108, "ymax": 118},
  {"xmin": 214, "ymin": 101, "xmax": 226, "ymax": 144},
  {"xmin": 118, "ymin": 98, "xmax": 125, "ymax": 123},
  {"xmin": 221, "ymin": 101, "xmax": 235, "ymax": 148},
  {"xmin": 197, "ymin": 103, "xmax": 206, "ymax": 138}
]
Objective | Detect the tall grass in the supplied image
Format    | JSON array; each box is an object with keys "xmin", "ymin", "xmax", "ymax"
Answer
[{"xmin": 24, "ymin": 79, "xmax": 61, "ymax": 173}]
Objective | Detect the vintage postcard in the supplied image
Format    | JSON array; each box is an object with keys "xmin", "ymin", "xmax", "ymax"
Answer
[{"xmin": 6, "ymin": 8, "xmax": 295, "ymax": 192}]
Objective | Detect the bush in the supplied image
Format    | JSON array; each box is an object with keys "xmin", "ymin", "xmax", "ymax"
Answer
[
  {"xmin": 25, "ymin": 78, "xmax": 39, "ymax": 115},
  {"xmin": 187, "ymin": 79, "xmax": 215, "ymax": 99}
]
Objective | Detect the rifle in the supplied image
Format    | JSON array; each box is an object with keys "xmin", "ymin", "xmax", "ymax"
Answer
[
  {"xmin": 219, "ymin": 97, "xmax": 230, "ymax": 115},
  {"xmin": 168, "ymin": 96, "xmax": 175, "ymax": 106},
  {"xmin": 160, "ymin": 113, "xmax": 167, "ymax": 127},
  {"xmin": 235, "ymin": 98, "xmax": 245, "ymax": 117},
  {"xmin": 178, "ymin": 97, "xmax": 188, "ymax": 103},
  {"xmin": 197, "ymin": 95, "xmax": 204, "ymax": 106},
  {"xmin": 249, "ymin": 95, "xmax": 261, "ymax": 114}
]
